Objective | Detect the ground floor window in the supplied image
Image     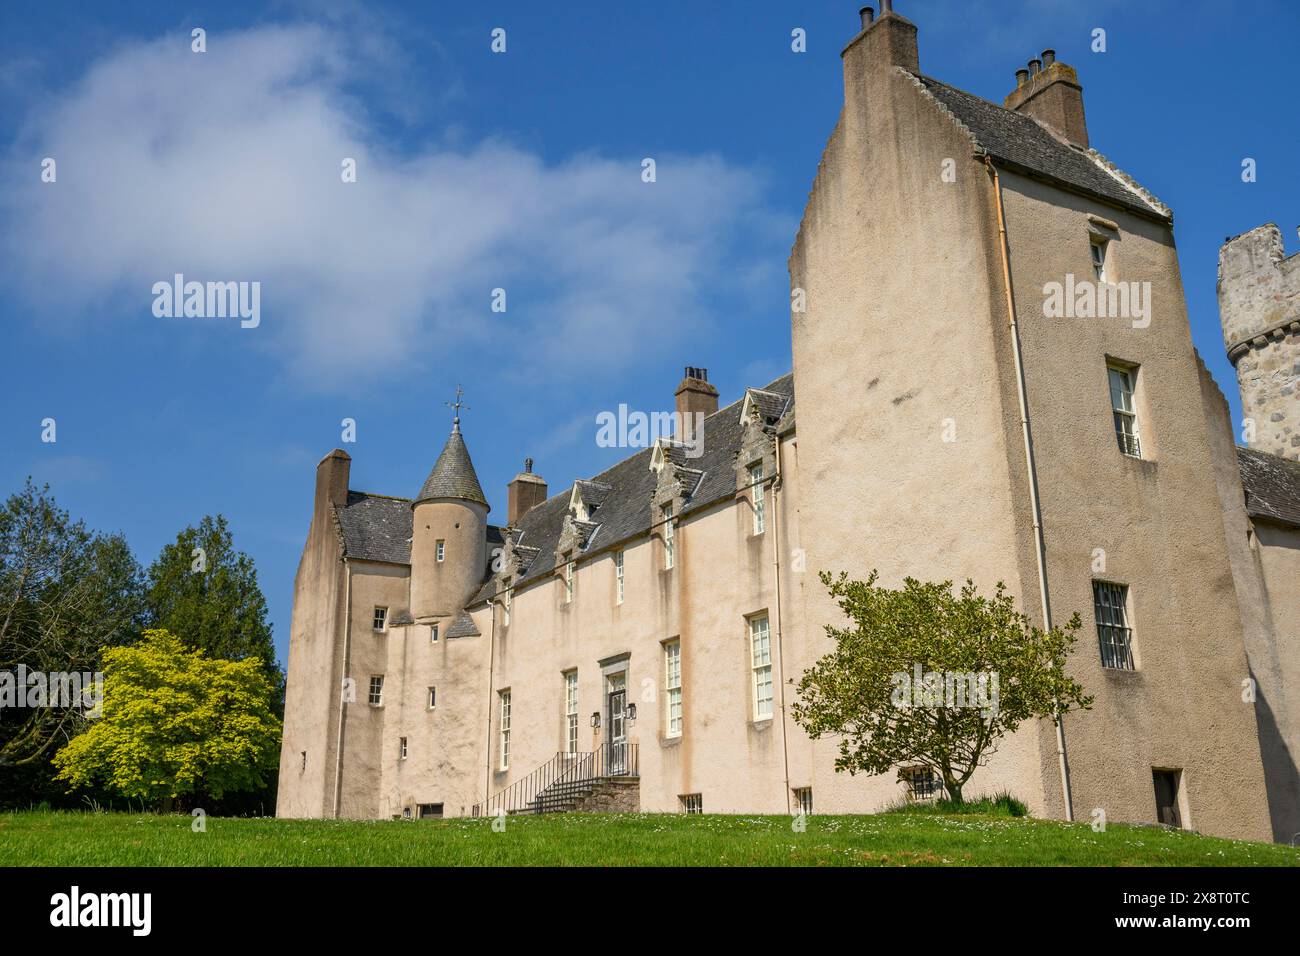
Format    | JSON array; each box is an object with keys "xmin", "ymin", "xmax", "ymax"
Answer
[
  {"xmin": 679, "ymin": 793, "xmax": 703, "ymax": 814},
  {"xmin": 793, "ymin": 787, "xmax": 813, "ymax": 815},
  {"xmin": 417, "ymin": 803, "xmax": 444, "ymax": 819},
  {"xmin": 1153, "ymin": 769, "xmax": 1183, "ymax": 829},
  {"xmin": 901, "ymin": 766, "xmax": 942, "ymax": 802}
]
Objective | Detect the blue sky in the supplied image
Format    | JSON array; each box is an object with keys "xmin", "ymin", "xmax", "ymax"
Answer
[{"xmin": 2, "ymin": 0, "xmax": 1296, "ymax": 668}]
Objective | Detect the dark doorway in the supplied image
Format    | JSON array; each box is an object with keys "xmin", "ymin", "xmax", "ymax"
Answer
[{"xmin": 1152, "ymin": 770, "xmax": 1182, "ymax": 828}]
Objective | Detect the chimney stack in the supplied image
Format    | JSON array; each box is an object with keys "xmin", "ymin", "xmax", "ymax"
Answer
[
  {"xmin": 1004, "ymin": 48, "xmax": 1089, "ymax": 148},
  {"xmin": 842, "ymin": 0, "xmax": 918, "ymax": 76},
  {"xmin": 507, "ymin": 457, "xmax": 547, "ymax": 526},
  {"xmin": 675, "ymin": 366, "xmax": 718, "ymax": 444},
  {"xmin": 314, "ymin": 449, "xmax": 350, "ymax": 521}
]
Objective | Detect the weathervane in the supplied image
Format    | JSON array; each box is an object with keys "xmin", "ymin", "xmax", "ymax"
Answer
[{"xmin": 446, "ymin": 385, "xmax": 468, "ymax": 433}]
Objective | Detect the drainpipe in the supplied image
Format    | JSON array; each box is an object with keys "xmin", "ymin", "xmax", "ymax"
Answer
[
  {"xmin": 983, "ymin": 154, "xmax": 1074, "ymax": 822},
  {"xmin": 771, "ymin": 432, "xmax": 793, "ymax": 815},
  {"xmin": 483, "ymin": 597, "xmax": 499, "ymax": 810},
  {"xmin": 332, "ymin": 558, "xmax": 354, "ymax": 819}
]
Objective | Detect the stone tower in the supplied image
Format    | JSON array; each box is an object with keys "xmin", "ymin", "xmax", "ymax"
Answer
[
  {"xmin": 409, "ymin": 419, "xmax": 489, "ymax": 621},
  {"xmin": 1218, "ymin": 223, "xmax": 1300, "ymax": 461}
]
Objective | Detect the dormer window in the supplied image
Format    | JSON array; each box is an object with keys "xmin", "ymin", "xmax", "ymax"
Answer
[{"xmin": 749, "ymin": 463, "xmax": 766, "ymax": 535}]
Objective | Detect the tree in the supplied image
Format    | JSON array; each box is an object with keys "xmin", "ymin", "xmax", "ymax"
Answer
[
  {"xmin": 52, "ymin": 629, "xmax": 282, "ymax": 808},
  {"xmin": 0, "ymin": 480, "xmax": 143, "ymax": 788},
  {"xmin": 792, "ymin": 571, "xmax": 1092, "ymax": 804},
  {"xmin": 145, "ymin": 515, "xmax": 277, "ymax": 669}
]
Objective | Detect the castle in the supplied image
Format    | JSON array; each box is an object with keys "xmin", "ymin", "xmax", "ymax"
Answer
[{"xmin": 277, "ymin": 4, "xmax": 1300, "ymax": 842}]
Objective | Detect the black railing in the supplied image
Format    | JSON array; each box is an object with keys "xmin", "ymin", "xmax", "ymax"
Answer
[{"xmin": 472, "ymin": 742, "xmax": 639, "ymax": 817}]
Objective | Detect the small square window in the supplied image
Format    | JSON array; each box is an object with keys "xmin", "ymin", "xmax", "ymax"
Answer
[
  {"xmin": 372, "ymin": 606, "xmax": 388, "ymax": 632},
  {"xmin": 901, "ymin": 766, "xmax": 942, "ymax": 802}
]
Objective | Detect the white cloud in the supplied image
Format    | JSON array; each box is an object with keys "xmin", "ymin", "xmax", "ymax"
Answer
[{"xmin": 1, "ymin": 23, "xmax": 773, "ymax": 388}]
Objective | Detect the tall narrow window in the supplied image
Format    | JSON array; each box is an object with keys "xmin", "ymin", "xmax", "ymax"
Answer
[
  {"xmin": 372, "ymin": 606, "xmax": 388, "ymax": 632},
  {"xmin": 564, "ymin": 560, "xmax": 574, "ymax": 604},
  {"xmin": 1093, "ymin": 581, "xmax": 1135, "ymax": 670},
  {"xmin": 750, "ymin": 463, "xmax": 766, "ymax": 535},
  {"xmin": 498, "ymin": 690, "xmax": 512, "ymax": 770},
  {"xmin": 430, "ymin": 623, "xmax": 439, "ymax": 643},
  {"xmin": 564, "ymin": 671, "xmax": 579, "ymax": 756},
  {"xmin": 436, "ymin": 539, "xmax": 445, "ymax": 562},
  {"xmin": 615, "ymin": 550, "xmax": 624, "ymax": 605},
  {"xmin": 427, "ymin": 686, "xmax": 437, "ymax": 709},
  {"xmin": 503, "ymin": 582, "xmax": 511, "ymax": 625},
  {"xmin": 793, "ymin": 787, "xmax": 813, "ymax": 815},
  {"xmin": 1108, "ymin": 363, "xmax": 1141, "ymax": 458},
  {"xmin": 368, "ymin": 675, "xmax": 384, "ymax": 707},
  {"xmin": 663, "ymin": 504, "xmax": 675, "ymax": 569},
  {"xmin": 399, "ymin": 737, "xmax": 408, "ymax": 760},
  {"xmin": 664, "ymin": 640, "xmax": 682, "ymax": 738},
  {"xmin": 1091, "ymin": 236, "xmax": 1109, "ymax": 282},
  {"xmin": 749, "ymin": 615, "xmax": 773, "ymax": 719}
]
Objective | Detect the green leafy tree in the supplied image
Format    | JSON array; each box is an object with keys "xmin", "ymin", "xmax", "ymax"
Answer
[
  {"xmin": 145, "ymin": 514, "xmax": 277, "ymax": 671},
  {"xmin": 792, "ymin": 571, "xmax": 1092, "ymax": 804},
  {"xmin": 0, "ymin": 480, "xmax": 143, "ymax": 801},
  {"xmin": 52, "ymin": 628, "xmax": 281, "ymax": 809}
]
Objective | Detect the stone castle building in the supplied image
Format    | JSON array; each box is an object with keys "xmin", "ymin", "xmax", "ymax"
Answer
[{"xmin": 277, "ymin": 5, "xmax": 1299, "ymax": 842}]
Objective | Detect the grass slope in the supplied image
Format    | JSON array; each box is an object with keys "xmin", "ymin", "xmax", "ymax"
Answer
[{"xmin": 2, "ymin": 810, "xmax": 1297, "ymax": 866}]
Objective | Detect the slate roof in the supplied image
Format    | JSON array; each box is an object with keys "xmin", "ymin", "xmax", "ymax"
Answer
[
  {"xmin": 334, "ymin": 491, "xmax": 505, "ymax": 566},
  {"xmin": 469, "ymin": 372, "xmax": 795, "ymax": 606},
  {"xmin": 416, "ymin": 430, "xmax": 489, "ymax": 506},
  {"xmin": 444, "ymin": 611, "xmax": 481, "ymax": 638},
  {"xmin": 910, "ymin": 73, "xmax": 1169, "ymax": 221},
  {"xmin": 1239, "ymin": 448, "xmax": 1300, "ymax": 528}
]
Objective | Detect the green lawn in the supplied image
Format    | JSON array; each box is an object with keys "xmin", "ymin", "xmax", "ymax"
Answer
[{"xmin": 2, "ymin": 809, "xmax": 1297, "ymax": 866}]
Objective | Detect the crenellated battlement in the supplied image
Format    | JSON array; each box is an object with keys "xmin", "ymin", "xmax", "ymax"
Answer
[{"xmin": 1218, "ymin": 223, "xmax": 1300, "ymax": 461}]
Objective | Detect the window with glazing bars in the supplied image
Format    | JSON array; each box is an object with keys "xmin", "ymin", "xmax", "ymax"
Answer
[
  {"xmin": 1093, "ymin": 581, "xmax": 1135, "ymax": 669},
  {"xmin": 564, "ymin": 671, "xmax": 578, "ymax": 755},
  {"xmin": 1108, "ymin": 364, "xmax": 1141, "ymax": 458}
]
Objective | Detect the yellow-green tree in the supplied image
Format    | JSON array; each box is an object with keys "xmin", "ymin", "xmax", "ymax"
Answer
[{"xmin": 52, "ymin": 629, "xmax": 281, "ymax": 809}]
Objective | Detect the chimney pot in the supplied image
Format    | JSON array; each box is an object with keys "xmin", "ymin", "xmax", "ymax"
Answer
[
  {"xmin": 1041, "ymin": 48, "xmax": 1056, "ymax": 66},
  {"xmin": 880, "ymin": 0, "xmax": 893, "ymax": 13},
  {"xmin": 1028, "ymin": 58, "xmax": 1042, "ymax": 76},
  {"xmin": 1015, "ymin": 68, "xmax": 1029, "ymax": 88},
  {"xmin": 524, "ymin": 457, "xmax": 533, "ymax": 473},
  {"xmin": 859, "ymin": 6, "xmax": 874, "ymax": 28}
]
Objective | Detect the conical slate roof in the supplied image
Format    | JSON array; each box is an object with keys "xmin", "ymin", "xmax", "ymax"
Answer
[{"xmin": 415, "ymin": 429, "xmax": 488, "ymax": 507}]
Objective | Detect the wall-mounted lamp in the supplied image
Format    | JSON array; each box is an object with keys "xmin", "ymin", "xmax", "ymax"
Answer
[
  {"xmin": 626, "ymin": 703, "xmax": 637, "ymax": 722},
  {"xmin": 590, "ymin": 712, "xmax": 601, "ymax": 729}
]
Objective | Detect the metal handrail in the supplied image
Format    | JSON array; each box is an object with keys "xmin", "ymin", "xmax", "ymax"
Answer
[{"xmin": 471, "ymin": 742, "xmax": 639, "ymax": 817}]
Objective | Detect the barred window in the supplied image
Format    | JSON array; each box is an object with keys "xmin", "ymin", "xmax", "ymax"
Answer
[
  {"xmin": 902, "ymin": 766, "xmax": 942, "ymax": 802},
  {"xmin": 1108, "ymin": 364, "xmax": 1141, "ymax": 458},
  {"xmin": 368, "ymin": 675, "xmax": 384, "ymax": 707},
  {"xmin": 680, "ymin": 793, "xmax": 703, "ymax": 814},
  {"xmin": 749, "ymin": 615, "xmax": 773, "ymax": 719},
  {"xmin": 793, "ymin": 787, "xmax": 813, "ymax": 815},
  {"xmin": 1093, "ymin": 581, "xmax": 1136, "ymax": 670},
  {"xmin": 664, "ymin": 640, "xmax": 682, "ymax": 738}
]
